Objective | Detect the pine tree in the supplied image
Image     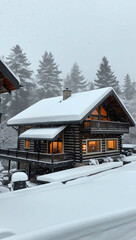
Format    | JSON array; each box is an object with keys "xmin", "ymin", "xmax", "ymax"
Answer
[
  {"xmin": 123, "ymin": 74, "xmax": 135, "ymax": 100},
  {"xmin": 5, "ymin": 45, "xmax": 34, "ymax": 117},
  {"xmin": 94, "ymin": 57, "xmax": 119, "ymax": 92},
  {"xmin": 88, "ymin": 81, "xmax": 95, "ymax": 90},
  {"xmin": 63, "ymin": 74, "xmax": 70, "ymax": 90},
  {"xmin": 64, "ymin": 63, "xmax": 88, "ymax": 93},
  {"xmin": 37, "ymin": 51, "xmax": 62, "ymax": 98}
]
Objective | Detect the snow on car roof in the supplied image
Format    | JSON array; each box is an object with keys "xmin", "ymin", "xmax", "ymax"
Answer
[
  {"xmin": 7, "ymin": 87, "xmax": 135, "ymax": 126},
  {"xmin": 11, "ymin": 172, "xmax": 28, "ymax": 182}
]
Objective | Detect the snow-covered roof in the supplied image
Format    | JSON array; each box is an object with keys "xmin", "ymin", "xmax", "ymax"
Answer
[
  {"xmin": 19, "ymin": 126, "xmax": 66, "ymax": 140},
  {"xmin": 0, "ymin": 58, "xmax": 20, "ymax": 93},
  {"xmin": 37, "ymin": 162, "xmax": 123, "ymax": 183},
  {"xmin": 0, "ymin": 58, "xmax": 20, "ymax": 83},
  {"xmin": 1, "ymin": 161, "xmax": 136, "ymax": 239},
  {"xmin": 7, "ymin": 87, "xmax": 135, "ymax": 126},
  {"xmin": 122, "ymin": 144, "xmax": 136, "ymax": 149}
]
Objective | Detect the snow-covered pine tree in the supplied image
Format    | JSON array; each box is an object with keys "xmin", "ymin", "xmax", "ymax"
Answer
[
  {"xmin": 123, "ymin": 74, "xmax": 135, "ymax": 100},
  {"xmin": 37, "ymin": 52, "xmax": 62, "ymax": 98},
  {"xmin": 63, "ymin": 74, "xmax": 70, "ymax": 90},
  {"xmin": 64, "ymin": 63, "xmax": 88, "ymax": 93},
  {"xmin": 94, "ymin": 57, "xmax": 119, "ymax": 93},
  {"xmin": 5, "ymin": 45, "xmax": 34, "ymax": 117},
  {"xmin": 88, "ymin": 81, "xmax": 95, "ymax": 90}
]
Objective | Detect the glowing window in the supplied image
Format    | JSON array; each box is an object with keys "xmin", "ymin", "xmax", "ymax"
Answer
[
  {"xmin": 101, "ymin": 106, "xmax": 107, "ymax": 116},
  {"xmin": 84, "ymin": 121, "xmax": 90, "ymax": 129},
  {"xmin": 49, "ymin": 136, "xmax": 63, "ymax": 154},
  {"xmin": 87, "ymin": 140, "xmax": 101, "ymax": 153},
  {"xmin": 25, "ymin": 140, "xmax": 30, "ymax": 149},
  {"xmin": 91, "ymin": 108, "xmax": 98, "ymax": 115},
  {"xmin": 106, "ymin": 139, "xmax": 117, "ymax": 151}
]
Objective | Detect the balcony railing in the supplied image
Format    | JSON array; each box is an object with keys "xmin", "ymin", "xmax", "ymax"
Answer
[
  {"xmin": 84, "ymin": 120, "xmax": 129, "ymax": 133},
  {"xmin": 0, "ymin": 148, "xmax": 75, "ymax": 164}
]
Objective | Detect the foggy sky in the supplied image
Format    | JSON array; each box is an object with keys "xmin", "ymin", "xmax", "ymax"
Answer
[{"xmin": 1, "ymin": 0, "xmax": 136, "ymax": 84}]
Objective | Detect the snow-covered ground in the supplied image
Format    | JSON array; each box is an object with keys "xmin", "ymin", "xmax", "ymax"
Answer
[{"xmin": 1, "ymin": 158, "xmax": 136, "ymax": 239}]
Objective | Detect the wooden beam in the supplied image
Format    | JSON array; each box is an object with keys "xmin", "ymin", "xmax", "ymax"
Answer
[
  {"xmin": 8, "ymin": 160, "xmax": 11, "ymax": 171},
  {"xmin": 28, "ymin": 164, "xmax": 31, "ymax": 180}
]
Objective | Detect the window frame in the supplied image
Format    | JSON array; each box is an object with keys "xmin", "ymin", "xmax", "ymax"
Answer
[
  {"xmin": 105, "ymin": 138, "xmax": 118, "ymax": 152},
  {"xmin": 48, "ymin": 134, "xmax": 64, "ymax": 154},
  {"xmin": 86, "ymin": 139, "xmax": 102, "ymax": 155}
]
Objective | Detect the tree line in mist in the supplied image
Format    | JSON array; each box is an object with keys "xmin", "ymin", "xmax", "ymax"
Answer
[{"xmin": 1, "ymin": 44, "xmax": 136, "ymax": 122}]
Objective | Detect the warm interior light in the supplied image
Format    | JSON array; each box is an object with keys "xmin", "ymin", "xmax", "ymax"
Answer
[
  {"xmin": 25, "ymin": 140, "xmax": 30, "ymax": 149},
  {"xmin": 106, "ymin": 140, "xmax": 117, "ymax": 150},
  {"xmin": 49, "ymin": 141, "xmax": 62, "ymax": 154},
  {"xmin": 82, "ymin": 144, "xmax": 86, "ymax": 151}
]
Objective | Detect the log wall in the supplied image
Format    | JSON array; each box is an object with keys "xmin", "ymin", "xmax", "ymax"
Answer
[{"xmin": 64, "ymin": 125, "xmax": 82, "ymax": 162}]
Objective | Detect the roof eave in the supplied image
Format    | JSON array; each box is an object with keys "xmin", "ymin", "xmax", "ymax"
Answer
[{"xmin": 0, "ymin": 60, "xmax": 20, "ymax": 90}]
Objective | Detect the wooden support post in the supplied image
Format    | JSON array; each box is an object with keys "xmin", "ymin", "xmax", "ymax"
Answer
[
  {"xmin": 17, "ymin": 127, "xmax": 20, "ymax": 150},
  {"xmin": 28, "ymin": 164, "xmax": 31, "ymax": 180},
  {"xmin": 17, "ymin": 162, "xmax": 20, "ymax": 170},
  {"xmin": 73, "ymin": 128, "xmax": 76, "ymax": 161},
  {"xmin": 51, "ymin": 153, "xmax": 54, "ymax": 173},
  {"xmin": 16, "ymin": 150, "xmax": 18, "ymax": 158},
  {"xmin": 26, "ymin": 151, "xmax": 28, "ymax": 159},
  {"xmin": 8, "ymin": 160, "xmax": 11, "ymax": 172},
  {"xmin": 0, "ymin": 77, "xmax": 3, "ymax": 93},
  {"xmin": 98, "ymin": 106, "xmax": 101, "ymax": 120}
]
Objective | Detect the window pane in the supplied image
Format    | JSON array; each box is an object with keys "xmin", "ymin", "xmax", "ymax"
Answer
[
  {"xmin": 91, "ymin": 108, "xmax": 98, "ymax": 115},
  {"xmin": 84, "ymin": 121, "xmax": 90, "ymax": 129},
  {"xmin": 101, "ymin": 106, "xmax": 107, "ymax": 116},
  {"xmin": 58, "ymin": 142, "xmax": 62, "ymax": 153},
  {"xmin": 25, "ymin": 140, "xmax": 30, "ymax": 149},
  {"xmin": 106, "ymin": 140, "xmax": 117, "ymax": 151},
  {"xmin": 49, "ymin": 141, "xmax": 62, "ymax": 154},
  {"xmin": 87, "ymin": 140, "xmax": 101, "ymax": 153}
]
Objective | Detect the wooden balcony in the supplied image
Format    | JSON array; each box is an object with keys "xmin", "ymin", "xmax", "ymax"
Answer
[
  {"xmin": 0, "ymin": 148, "xmax": 75, "ymax": 171},
  {"xmin": 83, "ymin": 120, "xmax": 129, "ymax": 134}
]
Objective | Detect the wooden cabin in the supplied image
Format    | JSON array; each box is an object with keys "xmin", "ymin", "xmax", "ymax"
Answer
[{"xmin": 0, "ymin": 87, "xmax": 135, "ymax": 178}]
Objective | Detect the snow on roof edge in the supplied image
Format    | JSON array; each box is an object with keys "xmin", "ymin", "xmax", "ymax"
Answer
[
  {"xmin": 0, "ymin": 57, "xmax": 20, "ymax": 84},
  {"xmin": 19, "ymin": 126, "xmax": 66, "ymax": 140},
  {"xmin": 7, "ymin": 87, "xmax": 135, "ymax": 126}
]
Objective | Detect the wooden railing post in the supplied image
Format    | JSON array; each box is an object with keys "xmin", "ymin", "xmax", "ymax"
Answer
[
  {"xmin": 51, "ymin": 153, "xmax": 54, "ymax": 173},
  {"xmin": 90, "ymin": 120, "xmax": 91, "ymax": 133},
  {"xmin": 38, "ymin": 152, "xmax": 40, "ymax": 161},
  {"xmin": 26, "ymin": 151, "xmax": 28, "ymax": 159}
]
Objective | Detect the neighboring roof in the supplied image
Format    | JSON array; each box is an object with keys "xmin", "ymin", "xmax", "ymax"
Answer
[
  {"xmin": 37, "ymin": 162, "xmax": 123, "ymax": 183},
  {"xmin": 1, "ymin": 162, "xmax": 136, "ymax": 239},
  {"xmin": 7, "ymin": 87, "xmax": 135, "ymax": 126},
  {"xmin": 0, "ymin": 58, "xmax": 20, "ymax": 93},
  {"xmin": 19, "ymin": 126, "xmax": 66, "ymax": 140}
]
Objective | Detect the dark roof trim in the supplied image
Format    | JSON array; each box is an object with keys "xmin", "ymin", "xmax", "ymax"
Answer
[{"xmin": 0, "ymin": 59, "xmax": 20, "ymax": 89}]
